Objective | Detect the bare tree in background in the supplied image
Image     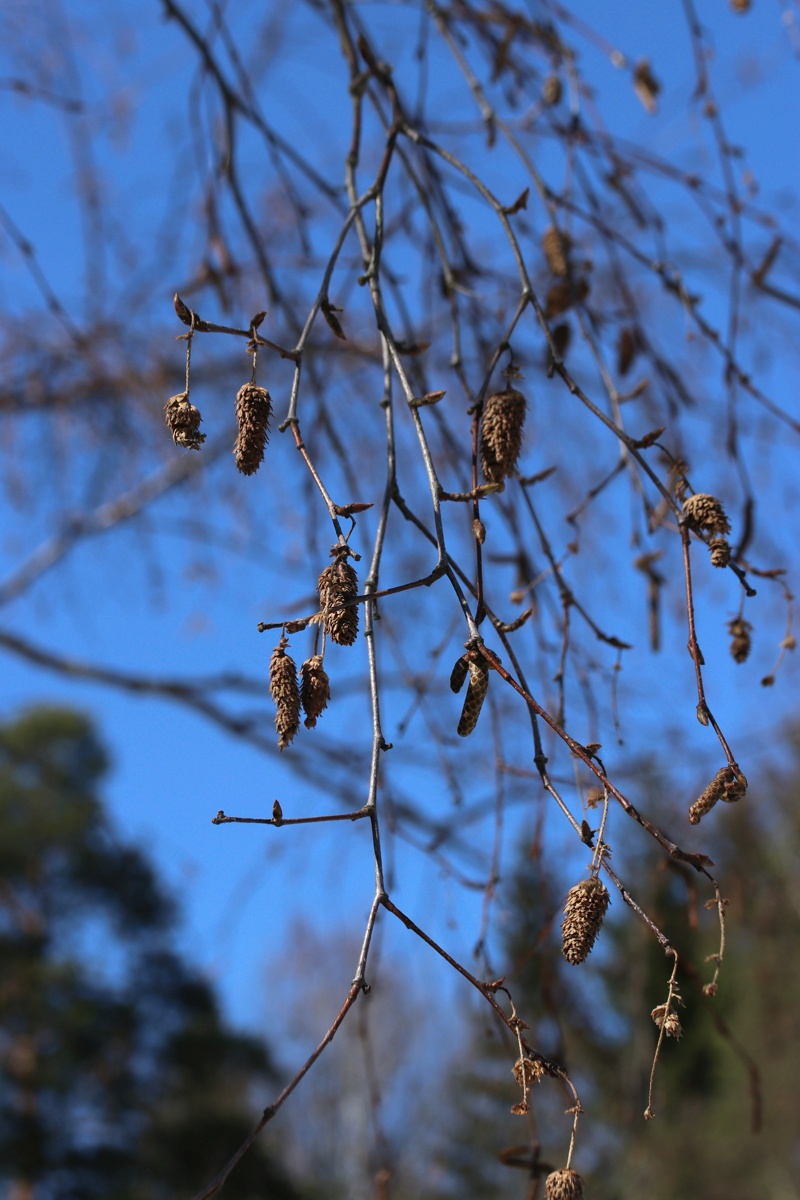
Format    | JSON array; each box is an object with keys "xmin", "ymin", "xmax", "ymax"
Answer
[{"xmin": 1, "ymin": 1, "xmax": 799, "ymax": 1195}]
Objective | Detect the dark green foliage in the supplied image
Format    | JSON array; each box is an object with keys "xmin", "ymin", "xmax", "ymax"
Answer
[{"xmin": 0, "ymin": 707, "xmax": 301, "ymax": 1200}]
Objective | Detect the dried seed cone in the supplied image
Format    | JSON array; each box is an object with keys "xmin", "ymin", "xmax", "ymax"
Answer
[
  {"xmin": 682, "ymin": 493, "xmax": 731, "ymax": 536},
  {"xmin": 300, "ymin": 655, "xmax": 331, "ymax": 729},
  {"xmin": 728, "ymin": 616, "xmax": 752, "ymax": 663},
  {"xmin": 545, "ymin": 1168, "xmax": 585, "ymax": 1200},
  {"xmin": 689, "ymin": 765, "xmax": 747, "ymax": 824},
  {"xmin": 709, "ymin": 536, "xmax": 731, "ymax": 568},
  {"xmin": 561, "ymin": 876, "xmax": 610, "ymax": 964},
  {"xmin": 542, "ymin": 226, "xmax": 571, "ymax": 277},
  {"xmin": 481, "ymin": 388, "xmax": 527, "ymax": 484},
  {"xmin": 317, "ymin": 548, "xmax": 359, "ymax": 646},
  {"xmin": 234, "ymin": 382, "xmax": 272, "ymax": 476},
  {"xmin": 457, "ymin": 659, "xmax": 489, "ymax": 737},
  {"xmin": 165, "ymin": 392, "xmax": 206, "ymax": 450},
  {"xmin": 270, "ymin": 638, "xmax": 301, "ymax": 751}
]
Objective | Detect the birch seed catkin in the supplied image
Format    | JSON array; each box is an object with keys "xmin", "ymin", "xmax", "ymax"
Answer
[
  {"xmin": 269, "ymin": 637, "xmax": 301, "ymax": 751},
  {"xmin": 234, "ymin": 382, "xmax": 272, "ymax": 475},
  {"xmin": 165, "ymin": 392, "xmax": 206, "ymax": 450},
  {"xmin": 317, "ymin": 547, "xmax": 359, "ymax": 646},
  {"xmin": 480, "ymin": 388, "xmax": 527, "ymax": 484},
  {"xmin": 561, "ymin": 875, "xmax": 610, "ymax": 964},
  {"xmin": 545, "ymin": 1169, "xmax": 585, "ymax": 1200},
  {"xmin": 300, "ymin": 655, "xmax": 331, "ymax": 728}
]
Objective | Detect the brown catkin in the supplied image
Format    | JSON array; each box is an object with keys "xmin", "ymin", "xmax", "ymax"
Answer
[
  {"xmin": 449, "ymin": 654, "xmax": 469, "ymax": 694},
  {"xmin": 682, "ymin": 492, "xmax": 731, "ymax": 536},
  {"xmin": 545, "ymin": 1169, "xmax": 585, "ymax": 1200},
  {"xmin": 542, "ymin": 74, "xmax": 562, "ymax": 106},
  {"xmin": 728, "ymin": 616, "xmax": 752, "ymax": 663},
  {"xmin": 234, "ymin": 382, "xmax": 272, "ymax": 475},
  {"xmin": 709, "ymin": 536, "xmax": 731, "ymax": 568},
  {"xmin": 616, "ymin": 327, "xmax": 639, "ymax": 376},
  {"xmin": 165, "ymin": 392, "xmax": 206, "ymax": 450},
  {"xmin": 544, "ymin": 277, "xmax": 589, "ymax": 318},
  {"xmin": 300, "ymin": 655, "xmax": 331, "ymax": 729},
  {"xmin": 270, "ymin": 637, "xmax": 300, "ymax": 751},
  {"xmin": 689, "ymin": 765, "xmax": 748, "ymax": 824},
  {"xmin": 481, "ymin": 388, "xmax": 527, "ymax": 484},
  {"xmin": 457, "ymin": 659, "xmax": 489, "ymax": 737},
  {"xmin": 542, "ymin": 226, "xmax": 571, "ymax": 277},
  {"xmin": 561, "ymin": 876, "xmax": 610, "ymax": 964},
  {"xmin": 317, "ymin": 548, "xmax": 359, "ymax": 646}
]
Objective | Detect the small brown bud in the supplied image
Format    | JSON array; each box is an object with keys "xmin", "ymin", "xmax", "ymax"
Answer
[
  {"xmin": 542, "ymin": 226, "xmax": 572, "ymax": 277},
  {"xmin": 561, "ymin": 876, "xmax": 610, "ymax": 964},
  {"xmin": 472, "ymin": 518, "xmax": 486, "ymax": 544},
  {"xmin": 481, "ymin": 388, "xmax": 527, "ymax": 484},
  {"xmin": 634, "ymin": 59, "xmax": 661, "ymax": 114},
  {"xmin": 317, "ymin": 547, "xmax": 359, "ymax": 646},
  {"xmin": 728, "ymin": 616, "xmax": 752, "ymax": 663},
  {"xmin": 545, "ymin": 1168, "xmax": 585, "ymax": 1200},
  {"xmin": 234, "ymin": 382, "xmax": 272, "ymax": 475},
  {"xmin": 272, "ymin": 799, "xmax": 283, "ymax": 822},
  {"xmin": 270, "ymin": 637, "xmax": 301, "ymax": 751},
  {"xmin": 300, "ymin": 655, "xmax": 331, "ymax": 728},
  {"xmin": 682, "ymin": 492, "xmax": 731, "ymax": 536},
  {"xmin": 165, "ymin": 392, "xmax": 206, "ymax": 450},
  {"xmin": 457, "ymin": 658, "xmax": 489, "ymax": 736}
]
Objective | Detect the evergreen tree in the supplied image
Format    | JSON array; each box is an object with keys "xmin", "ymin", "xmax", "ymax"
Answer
[
  {"xmin": 437, "ymin": 751, "xmax": 800, "ymax": 1199},
  {"xmin": 0, "ymin": 706, "xmax": 302, "ymax": 1200}
]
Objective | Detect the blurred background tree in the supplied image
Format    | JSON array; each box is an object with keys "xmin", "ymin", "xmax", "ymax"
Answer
[{"xmin": 0, "ymin": 706, "xmax": 303, "ymax": 1200}]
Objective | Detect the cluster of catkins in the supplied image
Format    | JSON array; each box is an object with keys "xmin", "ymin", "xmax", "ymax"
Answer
[
  {"xmin": 268, "ymin": 547, "xmax": 359, "ymax": 750},
  {"xmin": 269, "ymin": 639, "xmax": 331, "ymax": 752},
  {"xmin": 166, "ymin": 381, "xmax": 272, "ymax": 476},
  {"xmin": 682, "ymin": 492, "xmax": 732, "ymax": 568}
]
